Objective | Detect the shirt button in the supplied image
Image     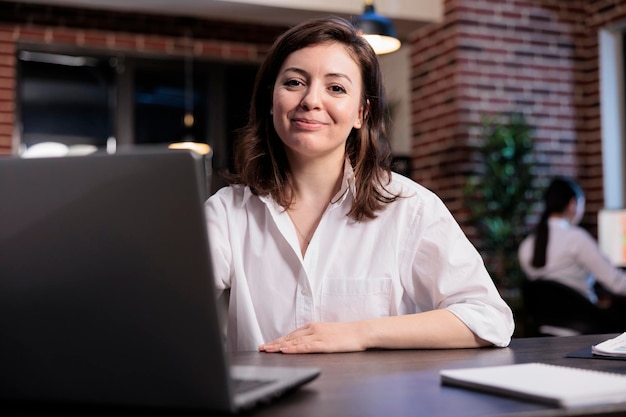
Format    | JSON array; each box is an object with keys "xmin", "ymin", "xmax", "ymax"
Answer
[{"xmin": 300, "ymin": 289, "xmax": 309, "ymax": 296}]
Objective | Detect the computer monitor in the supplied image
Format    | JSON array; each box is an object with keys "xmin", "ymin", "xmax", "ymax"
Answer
[{"xmin": 598, "ymin": 209, "xmax": 626, "ymax": 267}]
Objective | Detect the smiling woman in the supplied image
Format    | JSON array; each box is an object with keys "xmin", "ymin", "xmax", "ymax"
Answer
[
  {"xmin": 205, "ymin": 15, "xmax": 514, "ymax": 354},
  {"xmin": 272, "ymin": 42, "xmax": 365, "ymax": 170}
]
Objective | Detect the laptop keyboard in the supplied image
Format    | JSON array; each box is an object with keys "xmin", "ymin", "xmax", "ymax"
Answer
[{"xmin": 233, "ymin": 377, "xmax": 275, "ymax": 394}]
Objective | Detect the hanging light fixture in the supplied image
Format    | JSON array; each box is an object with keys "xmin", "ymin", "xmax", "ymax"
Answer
[
  {"xmin": 354, "ymin": 0, "xmax": 401, "ymax": 55},
  {"xmin": 168, "ymin": 28, "xmax": 210, "ymax": 157},
  {"xmin": 167, "ymin": 25, "xmax": 212, "ymax": 198},
  {"xmin": 182, "ymin": 29, "xmax": 194, "ymax": 138}
]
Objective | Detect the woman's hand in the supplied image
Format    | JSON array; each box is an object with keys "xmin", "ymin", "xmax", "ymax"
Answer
[{"xmin": 258, "ymin": 321, "xmax": 368, "ymax": 354}]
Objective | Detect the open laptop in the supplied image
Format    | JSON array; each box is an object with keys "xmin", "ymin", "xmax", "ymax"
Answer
[{"xmin": 0, "ymin": 147, "xmax": 319, "ymax": 413}]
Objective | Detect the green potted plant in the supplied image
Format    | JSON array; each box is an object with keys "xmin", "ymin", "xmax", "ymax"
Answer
[{"xmin": 463, "ymin": 112, "xmax": 538, "ymax": 303}]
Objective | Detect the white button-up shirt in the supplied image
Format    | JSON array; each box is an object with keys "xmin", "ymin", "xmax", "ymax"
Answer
[
  {"xmin": 518, "ymin": 217, "xmax": 626, "ymax": 303},
  {"xmin": 205, "ymin": 169, "xmax": 514, "ymax": 352}
]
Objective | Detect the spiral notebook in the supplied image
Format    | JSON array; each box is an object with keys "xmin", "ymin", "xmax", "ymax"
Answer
[{"xmin": 440, "ymin": 362, "xmax": 626, "ymax": 408}]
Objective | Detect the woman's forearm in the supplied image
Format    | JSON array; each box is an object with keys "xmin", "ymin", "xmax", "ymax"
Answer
[{"xmin": 362, "ymin": 310, "xmax": 490, "ymax": 350}]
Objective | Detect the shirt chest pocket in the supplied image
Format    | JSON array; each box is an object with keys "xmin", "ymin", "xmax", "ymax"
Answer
[{"xmin": 320, "ymin": 278, "xmax": 392, "ymax": 322}]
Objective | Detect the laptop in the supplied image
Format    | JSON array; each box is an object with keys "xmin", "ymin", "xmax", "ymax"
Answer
[{"xmin": 0, "ymin": 147, "xmax": 320, "ymax": 413}]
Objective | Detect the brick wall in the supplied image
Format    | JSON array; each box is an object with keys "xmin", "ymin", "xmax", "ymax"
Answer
[
  {"xmin": 0, "ymin": 26, "xmax": 15, "ymax": 151},
  {"xmin": 410, "ymin": 0, "xmax": 626, "ymax": 237}
]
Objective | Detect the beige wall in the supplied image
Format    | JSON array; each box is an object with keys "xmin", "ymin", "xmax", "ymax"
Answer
[{"xmin": 380, "ymin": 45, "xmax": 412, "ymax": 156}]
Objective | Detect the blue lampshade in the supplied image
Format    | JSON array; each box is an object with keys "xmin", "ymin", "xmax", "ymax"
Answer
[{"xmin": 354, "ymin": 0, "xmax": 401, "ymax": 55}]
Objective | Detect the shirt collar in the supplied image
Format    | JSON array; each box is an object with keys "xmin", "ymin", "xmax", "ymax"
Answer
[
  {"xmin": 330, "ymin": 158, "xmax": 356, "ymax": 206},
  {"xmin": 548, "ymin": 217, "xmax": 570, "ymax": 228}
]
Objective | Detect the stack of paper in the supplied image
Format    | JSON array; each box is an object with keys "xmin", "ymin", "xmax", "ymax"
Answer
[{"xmin": 592, "ymin": 332, "xmax": 626, "ymax": 358}]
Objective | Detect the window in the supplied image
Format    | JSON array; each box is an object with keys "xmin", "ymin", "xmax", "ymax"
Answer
[
  {"xmin": 18, "ymin": 51, "xmax": 115, "ymax": 155},
  {"xmin": 16, "ymin": 49, "xmax": 259, "ymax": 191}
]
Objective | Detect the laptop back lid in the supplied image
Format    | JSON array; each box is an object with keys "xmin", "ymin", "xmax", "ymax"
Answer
[{"xmin": 0, "ymin": 149, "xmax": 235, "ymax": 410}]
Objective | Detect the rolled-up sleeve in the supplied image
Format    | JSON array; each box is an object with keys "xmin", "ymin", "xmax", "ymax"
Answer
[{"xmin": 407, "ymin": 193, "xmax": 515, "ymax": 347}]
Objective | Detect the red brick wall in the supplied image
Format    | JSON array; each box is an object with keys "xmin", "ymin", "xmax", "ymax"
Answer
[
  {"xmin": 410, "ymin": 0, "xmax": 626, "ymax": 237},
  {"xmin": 0, "ymin": 26, "xmax": 15, "ymax": 151}
]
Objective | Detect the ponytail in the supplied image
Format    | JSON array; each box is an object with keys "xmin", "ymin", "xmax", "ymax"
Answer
[{"xmin": 530, "ymin": 177, "xmax": 583, "ymax": 268}]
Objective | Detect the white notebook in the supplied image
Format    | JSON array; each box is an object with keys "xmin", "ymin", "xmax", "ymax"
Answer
[{"xmin": 440, "ymin": 362, "xmax": 626, "ymax": 408}]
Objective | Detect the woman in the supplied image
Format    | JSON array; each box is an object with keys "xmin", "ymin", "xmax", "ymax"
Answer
[
  {"xmin": 205, "ymin": 16, "xmax": 514, "ymax": 353},
  {"xmin": 518, "ymin": 176, "xmax": 626, "ymax": 305}
]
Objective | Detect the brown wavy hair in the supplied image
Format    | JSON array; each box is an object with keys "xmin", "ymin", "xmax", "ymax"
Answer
[{"xmin": 226, "ymin": 15, "xmax": 399, "ymax": 221}]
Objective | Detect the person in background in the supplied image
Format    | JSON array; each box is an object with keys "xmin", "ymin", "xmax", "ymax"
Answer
[
  {"xmin": 205, "ymin": 16, "xmax": 514, "ymax": 353},
  {"xmin": 518, "ymin": 176, "xmax": 626, "ymax": 325}
]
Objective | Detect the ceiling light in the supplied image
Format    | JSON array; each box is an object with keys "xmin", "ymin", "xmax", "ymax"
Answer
[{"xmin": 354, "ymin": 0, "xmax": 401, "ymax": 55}]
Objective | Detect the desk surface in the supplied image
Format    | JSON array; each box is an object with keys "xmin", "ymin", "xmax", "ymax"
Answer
[
  {"xmin": 4, "ymin": 334, "xmax": 626, "ymax": 417},
  {"xmin": 230, "ymin": 333, "xmax": 626, "ymax": 417}
]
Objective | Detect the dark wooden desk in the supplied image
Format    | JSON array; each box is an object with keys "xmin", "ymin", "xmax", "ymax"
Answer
[
  {"xmin": 230, "ymin": 333, "xmax": 626, "ymax": 417},
  {"xmin": 4, "ymin": 334, "xmax": 626, "ymax": 417}
]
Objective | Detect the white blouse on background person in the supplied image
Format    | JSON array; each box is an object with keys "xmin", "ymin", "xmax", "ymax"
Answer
[
  {"xmin": 205, "ymin": 166, "xmax": 514, "ymax": 352},
  {"xmin": 518, "ymin": 217, "xmax": 626, "ymax": 303}
]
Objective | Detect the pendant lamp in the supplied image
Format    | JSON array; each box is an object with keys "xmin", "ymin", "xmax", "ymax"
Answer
[
  {"xmin": 168, "ymin": 28, "xmax": 210, "ymax": 157},
  {"xmin": 354, "ymin": 0, "xmax": 401, "ymax": 55},
  {"xmin": 182, "ymin": 30, "xmax": 194, "ymax": 137}
]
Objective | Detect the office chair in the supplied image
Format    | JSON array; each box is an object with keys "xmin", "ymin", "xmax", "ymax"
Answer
[{"xmin": 522, "ymin": 278, "xmax": 611, "ymax": 337}]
